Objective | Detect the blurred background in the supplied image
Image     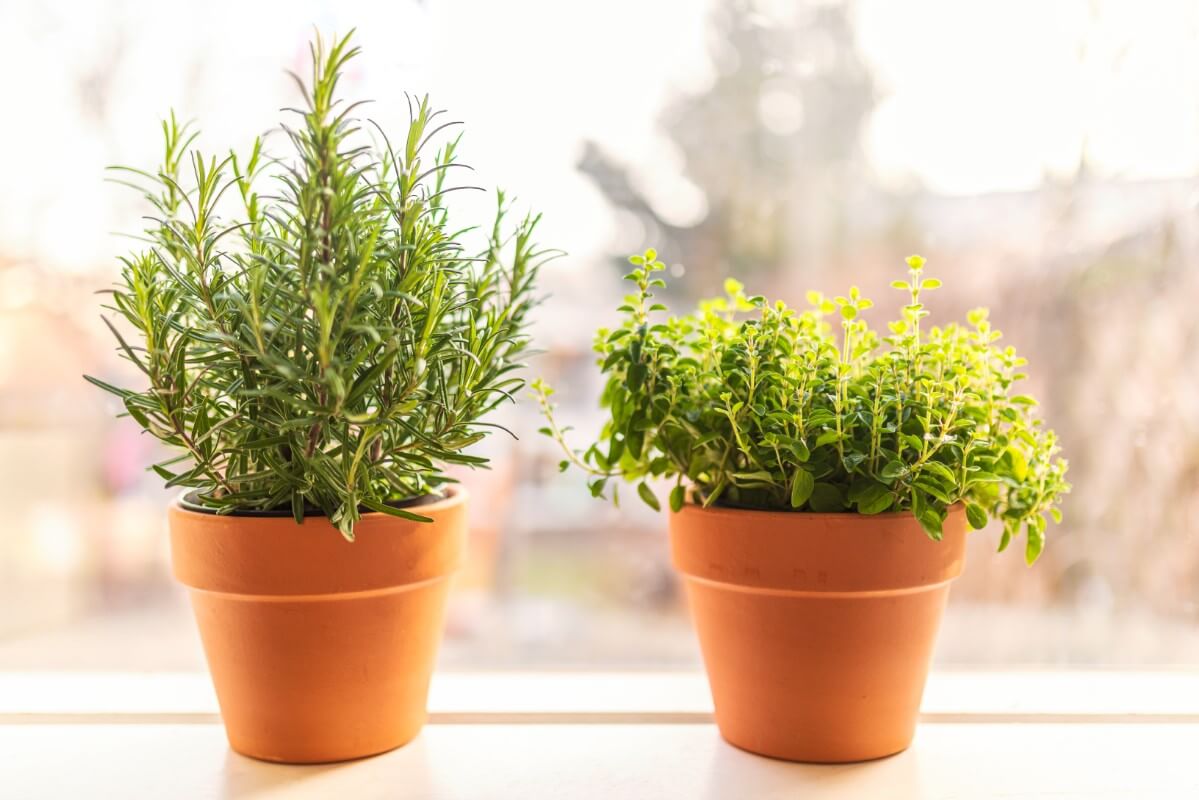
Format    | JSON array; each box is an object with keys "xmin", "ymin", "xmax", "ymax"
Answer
[{"xmin": 1, "ymin": 0, "xmax": 1197, "ymax": 672}]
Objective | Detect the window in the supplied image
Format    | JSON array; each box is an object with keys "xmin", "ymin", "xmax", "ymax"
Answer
[{"xmin": 2, "ymin": 0, "xmax": 1198, "ymax": 678}]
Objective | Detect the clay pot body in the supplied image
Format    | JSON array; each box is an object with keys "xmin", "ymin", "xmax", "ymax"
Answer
[
  {"xmin": 169, "ymin": 487, "xmax": 466, "ymax": 764},
  {"xmin": 669, "ymin": 502, "xmax": 966, "ymax": 763}
]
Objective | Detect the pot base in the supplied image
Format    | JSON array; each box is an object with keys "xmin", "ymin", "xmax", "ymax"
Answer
[
  {"xmin": 228, "ymin": 725, "xmax": 424, "ymax": 765},
  {"xmin": 718, "ymin": 731, "xmax": 912, "ymax": 764}
]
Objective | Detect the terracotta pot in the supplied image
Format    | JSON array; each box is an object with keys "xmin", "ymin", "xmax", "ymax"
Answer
[
  {"xmin": 169, "ymin": 487, "xmax": 467, "ymax": 764},
  {"xmin": 669, "ymin": 502, "xmax": 967, "ymax": 763}
]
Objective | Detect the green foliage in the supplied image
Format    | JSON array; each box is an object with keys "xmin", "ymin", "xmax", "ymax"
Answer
[
  {"xmin": 87, "ymin": 32, "xmax": 554, "ymax": 539},
  {"xmin": 536, "ymin": 250, "xmax": 1069, "ymax": 563}
]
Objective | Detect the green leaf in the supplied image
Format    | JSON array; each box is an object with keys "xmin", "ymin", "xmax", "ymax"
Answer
[
  {"xmin": 1004, "ymin": 447, "xmax": 1029, "ymax": 481},
  {"xmin": 669, "ymin": 484, "xmax": 686, "ymax": 513},
  {"xmin": 625, "ymin": 428, "xmax": 645, "ymax": 460},
  {"xmin": 808, "ymin": 483, "xmax": 845, "ymax": 512},
  {"xmin": 601, "ymin": 350, "xmax": 625, "ymax": 371},
  {"xmin": 607, "ymin": 436, "xmax": 625, "ymax": 466},
  {"xmin": 1025, "ymin": 522, "xmax": 1045, "ymax": 564},
  {"xmin": 151, "ymin": 464, "xmax": 178, "ymax": 482},
  {"xmin": 965, "ymin": 502, "xmax": 988, "ymax": 530},
  {"xmin": 913, "ymin": 477, "xmax": 953, "ymax": 505},
  {"xmin": 638, "ymin": 481, "xmax": 660, "ymax": 512},
  {"xmin": 855, "ymin": 482, "xmax": 893, "ymax": 515},
  {"xmin": 921, "ymin": 461, "xmax": 957, "ymax": 484},
  {"xmin": 843, "ymin": 452, "xmax": 867, "ymax": 470},
  {"xmin": 627, "ymin": 363, "xmax": 648, "ymax": 392},
  {"xmin": 917, "ymin": 508, "xmax": 944, "ymax": 541},
  {"xmin": 732, "ymin": 470, "xmax": 775, "ymax": 485},
  {"xmin": 998, "ymin": 521, "xmax": 1015, "ymax": 552},
  {"xmin": 360, "ymin": 498, "xmax": 434, "ymax": 523},
  {"xmin": 880, "ymin": 460, "xmax": 905, "ymax": 480},
  {"xmin": 83, "ymin": 374, "xmax": 132, "ymax": 399},
  {"xmin": 790, "ymin": 469, "xmax": 814, "ymax": 508},
  {"xmin": 814, "ymin": 430, "xmax": 840, "ymax": 448}
]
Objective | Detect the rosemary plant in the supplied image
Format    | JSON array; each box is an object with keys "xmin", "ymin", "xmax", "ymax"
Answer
[
  {"xmin": 87, "ymin": 33, "xmax": 554, "ymax": 539},
  {"xmin": 536, "ymin": 251, "xmax": 1069, "ymax": 563}
]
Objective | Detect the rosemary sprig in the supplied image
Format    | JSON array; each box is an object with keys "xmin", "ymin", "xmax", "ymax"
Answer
[{"xmin": 88, "ymin": 31, "xmax": 557, "ymax": 540}]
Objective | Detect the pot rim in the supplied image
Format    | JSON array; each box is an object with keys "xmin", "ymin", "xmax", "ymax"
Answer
[
  {"xmin": 168, "ymin": 485, "xmax": 468, "ymax": 596},
  {"xmin": 676, "ymin": 498, "xmax": 964, "ymax": 522},
  {"xmin": 171, "ymin": 484, "xmax": 467, "ymax": 519},
  {"xmin": 668, "ymin": 499, "xmax": 968, "ymax": 594}
]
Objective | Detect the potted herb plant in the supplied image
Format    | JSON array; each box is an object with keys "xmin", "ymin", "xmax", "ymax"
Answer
[
  {"xmin": 87, "ymin": 33, "xmax": 552, "ymax": 763},
  {"xmin": 536, "ymin": 250, "xmax": 1068, "ymax": 762}
]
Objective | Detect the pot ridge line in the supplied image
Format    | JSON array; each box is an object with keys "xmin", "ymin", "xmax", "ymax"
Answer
[
  {"xmin": 180, "ymin": 573, "xmax": 455, "ymax": 602},
  {"xmin": 681, "ymin": 574, "xmax": 956, "ymax": 598}
]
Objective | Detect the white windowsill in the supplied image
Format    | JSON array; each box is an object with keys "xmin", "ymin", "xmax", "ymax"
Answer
[
  {"xmin": 2, "ymin": 669, "xmax": 1197, "ymax": 721},
  {"xmin": 3, "ymin": 670, "xmax": 1198, "ymax": 798}
]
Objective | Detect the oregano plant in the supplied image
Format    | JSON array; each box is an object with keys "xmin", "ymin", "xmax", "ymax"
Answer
[
  {"xmin": 536, "ymin": 250, "xmax": 1069, "ymax": 563},
  {"xmin": 87, "ymin": 32, "xmax": 555, "ymax": 539}
]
